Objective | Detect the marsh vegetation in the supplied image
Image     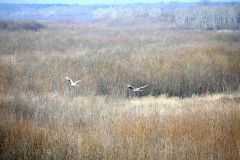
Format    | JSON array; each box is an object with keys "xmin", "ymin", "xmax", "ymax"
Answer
[{"xmin": 0, "ymin": 2, "xmax": 240, "ymax": 159}]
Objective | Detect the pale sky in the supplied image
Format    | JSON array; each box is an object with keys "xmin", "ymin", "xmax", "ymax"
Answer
[{"xmin": 0, "ymin": 0, "xmax": 238, "ymax": 4}]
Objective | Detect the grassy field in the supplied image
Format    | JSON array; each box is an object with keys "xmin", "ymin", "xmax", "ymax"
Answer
[{"xmin": 0, "ymin": 21, "xmax": 240, "ymax": 159}]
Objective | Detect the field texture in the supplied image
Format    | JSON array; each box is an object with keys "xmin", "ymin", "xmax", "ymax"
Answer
[{"xmin": 0, "ymin": 22, "xmax": 240, "ymax": 159}]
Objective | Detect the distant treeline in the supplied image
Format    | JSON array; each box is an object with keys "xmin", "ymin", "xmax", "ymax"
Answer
[
  {"xmin": 176, "ymin": 5, "xmax": 240, "ymax": 30},
  {"xmin": 93, "ymin": 3, "xmax": 240, "ymax": 30},
  {"xmin": 0, "ymin": 20, "xmax": 45, "ymax": 31},
  {"xmin": 1, "ymin": 3, "xmax": 240, "ymax": 30}
]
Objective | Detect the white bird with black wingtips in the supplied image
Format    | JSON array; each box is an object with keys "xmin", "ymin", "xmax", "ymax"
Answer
[
  {"xmin": 127, "ymin": 84, "xmax": 147, "ymax": 92},
  {"xmin": 65, "ymin": 76, "xmax": 82, "ymax": 86}
]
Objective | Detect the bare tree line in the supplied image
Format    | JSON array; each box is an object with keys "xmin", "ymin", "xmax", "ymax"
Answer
[{"xmin": 93, "ymin": 3, "xmax": 240, "ymax": 30}]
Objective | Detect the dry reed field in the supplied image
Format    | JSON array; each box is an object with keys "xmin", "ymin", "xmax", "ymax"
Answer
[{"xmin": 0, "ymin": 21, "xmax": 240, "ymax": 159}]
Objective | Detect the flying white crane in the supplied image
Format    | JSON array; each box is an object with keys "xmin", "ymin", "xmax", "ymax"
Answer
[
  {"xmin": 127, "ymin": 84, "xmax": 147, "ymax": 92},
  {"xmin": 65, "ymin": 76, "xmax": 82, "ymax": 86}
]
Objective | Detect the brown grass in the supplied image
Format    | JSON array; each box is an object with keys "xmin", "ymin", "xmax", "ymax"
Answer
[
  {"xmin": 0, "ymin": 21, "xmax": 240, "ymax": 159},
  {"xmin": 1, "ymin": 26, "xmax": 239, "ymax": 97},
  {"xmin": 0, "ymin": 93, "xmax": 240, "ymax": 159}
]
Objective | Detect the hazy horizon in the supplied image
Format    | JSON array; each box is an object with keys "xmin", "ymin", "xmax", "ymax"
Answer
[{"xmin": 0, "ymin": 0, "xmax": 239, "ymax": 4}]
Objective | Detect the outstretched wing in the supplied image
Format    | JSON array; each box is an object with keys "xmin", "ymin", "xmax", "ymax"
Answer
[
  {"xmin": 133, "ymin": 89, "xmax": 143, "ymax": 92},
  {"xmin": 75, "ymin": 79, "xmax": 82, "ymax": 84},
  {"xmin": 138, "ymin": 84, "xmax": 147, "ymax": 90},
  {"xmin": 65, "ymin": 76, "xmax": 73, "ymax": 84}
]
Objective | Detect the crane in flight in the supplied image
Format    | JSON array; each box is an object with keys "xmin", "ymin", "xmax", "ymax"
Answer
[
  {"xmin": 127, "ymin": 84, "xmax": 147, "ymax": 92},
  {"xmin": 65, "ymin": 76, "xmax": 82, "ymax": 86}
]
